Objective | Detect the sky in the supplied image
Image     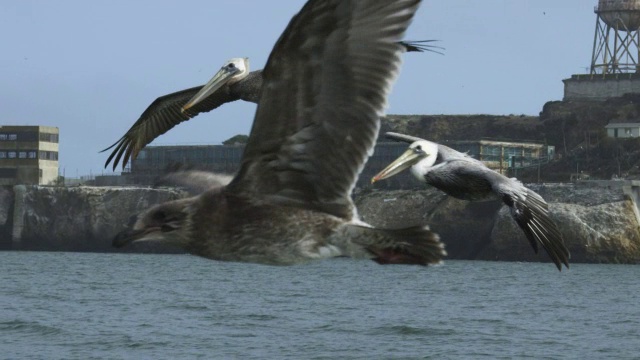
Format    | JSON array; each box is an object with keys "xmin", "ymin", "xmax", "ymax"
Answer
[{"xmin": 1, "ymin": 0, "xmax": 598, "ymax": 176}]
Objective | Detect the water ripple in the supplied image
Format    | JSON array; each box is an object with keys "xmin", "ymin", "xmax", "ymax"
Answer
[{"xmin": 2, "ymin": 253, "xmax": 639, "ymax": 359}]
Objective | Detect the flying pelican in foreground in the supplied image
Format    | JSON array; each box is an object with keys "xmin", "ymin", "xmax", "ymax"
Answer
[
  {"xmin": 102, "ymin": 40, "xmax": 442, "ymax": 170},
  {"xmin": 371, "ymin": 132, "xmax": 570, "ymax": 271},
  {"xmin": 113, "ymin": 0, "xmax": 446, "ymax": 266}
]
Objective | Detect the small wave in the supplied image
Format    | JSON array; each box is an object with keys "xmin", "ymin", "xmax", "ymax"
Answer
[
  {"xmin": 368, "ymin": 325, "xmax": 456, "ymax": 336},
  {"xmin": 0, "ymin": 319, "xmax": 64, "ymax": 337},
  {"xmin": 244, "ymin": 314, "xmax": 279, "ymax": 321}
]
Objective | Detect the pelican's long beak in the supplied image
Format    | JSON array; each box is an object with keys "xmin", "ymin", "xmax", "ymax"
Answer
[
  {"xmin": 181, "ymin": 66, "xmax": 240, "ymax": 114},
  {"xmin": 371, "ymin": 148, "xmax": 425, "ymax": 183}
]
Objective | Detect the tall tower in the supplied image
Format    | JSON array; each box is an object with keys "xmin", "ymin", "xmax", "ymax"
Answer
[
  {"xmin": 590, "ymin": 0, "xmax": 640, "ymax": 74},
  {"xmin": 563, "ymin": 0, "xmax": 640, "ymax": 100}
]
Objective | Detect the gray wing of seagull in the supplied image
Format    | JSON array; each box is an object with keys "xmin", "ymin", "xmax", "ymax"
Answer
[
  {"xmin": 101, "ymin": 40, "xmax": 432, "ymax": 170},
  {"xmin": 226, "ymin": 0, "xmax": 417, "ymax": 220}
]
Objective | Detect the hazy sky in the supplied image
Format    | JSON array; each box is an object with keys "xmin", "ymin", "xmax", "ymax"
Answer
[{"xmin": 2, "ymin": 1, "xmax": 597, "ymax": 176}]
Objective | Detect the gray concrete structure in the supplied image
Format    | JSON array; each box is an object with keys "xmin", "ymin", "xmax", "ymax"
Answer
[
  {"xmin": 563, "ymin": 74, "xmax": 640, "ymax": 100},
  {"xmin": 563, "ymin": 1, "xmax": 640, "ymax": 100}
]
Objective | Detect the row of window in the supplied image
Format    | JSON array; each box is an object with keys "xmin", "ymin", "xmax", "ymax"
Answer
[
  {"xmin": 0, "ymin": 150, "xmax": 58, "ymax": 160},
  {"xmin": 0, "ymin": 168, "xmax": 44, "ymax": 179},
  {"xmin": 0, "ymin": 134, "xmax": 18, "ymax": 141},
  {"xmin": 0, "ymin": 132, "xmax": 59, "ymax": 143}
]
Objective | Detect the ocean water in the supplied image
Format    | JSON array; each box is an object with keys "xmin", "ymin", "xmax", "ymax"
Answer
[{"xmin": 1, "ymin": 252, "xmax": 639, "ymax": 359}]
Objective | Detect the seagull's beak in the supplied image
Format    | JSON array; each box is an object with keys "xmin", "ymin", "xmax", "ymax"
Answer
[
  {"xmin": 371, "ymin": 148, "xmax": 425, "ymax": 183},
  {"xmin": 182, "ymin": 66, "xmax": 240, "ymax": 113}
]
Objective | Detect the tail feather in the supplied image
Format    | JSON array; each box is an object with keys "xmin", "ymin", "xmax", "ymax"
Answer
[{"xmin": 350, "ymin": 225, "xmax": 446, "ymax": 266}]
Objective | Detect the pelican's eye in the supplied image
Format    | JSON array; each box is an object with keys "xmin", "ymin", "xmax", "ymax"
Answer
[
  {"xmin": 414, "ymin": 145, "xmax": 424, "ymax": 153},
  {"xmin": 226, "ymin": 63, "xmax": 236, "ymax": 70}
]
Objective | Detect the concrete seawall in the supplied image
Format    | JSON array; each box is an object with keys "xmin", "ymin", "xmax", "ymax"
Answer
[
  {"xmin": 2, "ymin": 186, "xmax": 187, "ymax": 252},
  {"xmin": 1, "ymin": 181, "xmax": 640, "ymax": 264}
]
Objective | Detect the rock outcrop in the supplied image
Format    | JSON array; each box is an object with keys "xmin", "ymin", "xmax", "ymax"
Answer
[
  {"xmin": 355, "ymin": 182, "xmax": 640, "ymax": 265},
  {"xmin": 10, "ymin": 186, "xmax": 186, "ymax": 252}
]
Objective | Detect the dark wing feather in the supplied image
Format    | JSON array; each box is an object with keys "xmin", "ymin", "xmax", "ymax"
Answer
[
  {"xmin": 496, "ymin": 180, "xmax": 570, "ymax": 271},
  {"xmin": 228, "ymin": 0, "xmax": 420, "ymax": 219},
  {"xmin": 102, "ymin": 85, "xmax": 241, "ymax": 170},
  {"xmin": 424, "ymin": 160, "xmax": 495, "ymax": 201},
  {"xmin": 429, "ymin": 156, "xmax": 570, "ymax": 270},
  {"xmin": 398, "ymin": 40, "xmax": 444, "ymax": 54}
]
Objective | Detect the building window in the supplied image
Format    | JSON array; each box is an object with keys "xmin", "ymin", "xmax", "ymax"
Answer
[
  {"xmin": 28, "ymin": 151, "xmax": 37, "ymax": 159},
  {"xmin": 39, "ymin": 151, "xmax": 58, "ymax": 161},
  {"xmin": 18, "ymin": 132, "xmax": 38, "ymax": 142},
  {"xmin": 18, "ymin": 152, "xmax": 27, "ymax": 159},
  {"xmin": 39, "ymin": 132, "xmax": 59, "ymax": 143},
  {"xmin": 0, "ymin": 152, "xmax": 5, "ymax": 159},
  {"xmin": 625, "ymin": 128, "xmax": 633, "ymax": 136},
  {"xmin": 8, "ymin": 134, "xmax": 17, "ymax": 140},
  {"xmin": 0, "ymin": 134, "xmax": 6, "ymax": 140},
  {"xmin": 8, "ymin": 152, "xmax": 16, "ymax": 158}
]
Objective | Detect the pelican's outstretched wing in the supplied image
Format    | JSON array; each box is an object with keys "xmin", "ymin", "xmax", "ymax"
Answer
[
  {"xmin": 101, "ymin": 83, "xmax": 242, "ymax": 170},
  {"xmin": 101, "ymin": 36, "xmax": 430, "ymax": 171},
  {"xmin": 495, "ymin": 180, "xmax": 570, "ymax": 271},
  {"xmin": 228, "ymin": 0, "xmax": 420, "ymax": 219},
  {"xmin": 399, "ymin": 40, "xmax": 444, "ymax": 54}
]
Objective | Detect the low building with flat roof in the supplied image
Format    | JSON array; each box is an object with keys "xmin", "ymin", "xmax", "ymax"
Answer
[
  {"xmin": 605, "ymin": 122, "xmax": 640, "ymax": 138},
  {"xmin": 124, "ymin": 139, "xmax": 553, "ymax": 189},
  {"xmin": 0, "ymin": 125, "xmax": 59, "ymax": 185}
]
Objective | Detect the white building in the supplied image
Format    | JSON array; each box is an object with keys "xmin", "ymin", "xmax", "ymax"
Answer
[{"xmin": 605, "ymin": 122, "xmax": 640, "ymax": 138}]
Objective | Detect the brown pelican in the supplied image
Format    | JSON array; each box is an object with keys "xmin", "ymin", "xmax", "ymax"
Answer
[
  {"xmin": 113, "ymin": 0, "xmax": 446, "ymax": 266},
  {"xmin": 371, "ymin": 132, "xmax": 570, "ymax": 271},
  {"xmin": 101, "ymin": 40, "xmax": 442, "ymax": 170}
]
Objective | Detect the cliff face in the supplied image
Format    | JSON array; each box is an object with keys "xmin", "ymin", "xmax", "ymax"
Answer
[
  {"xmin": 355, "ymin": 182, "xmax": 640, "ymax": 265},
  {"xmin": 11, "ymin": 186, "xmax": 186, "ymax": 252},
  {"xmin": 3, "ymin": 182, "xmax": 639, "ymax": 264},
  {"xmin": 381, "ymin": 114, "xmax": 542, "ymax": 144},
  {"xmin": 0, "ymin": 187, "xmax": 14, "ymax": 248}
]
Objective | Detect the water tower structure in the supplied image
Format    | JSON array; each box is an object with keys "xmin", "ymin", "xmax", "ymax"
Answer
[
  {"xmin": 564, "ymin": 0, "xmax": 640, "ymax": 100},
  {"xmin": 590, "ymin": 0, "xmax": 640, "ymax": 74}
]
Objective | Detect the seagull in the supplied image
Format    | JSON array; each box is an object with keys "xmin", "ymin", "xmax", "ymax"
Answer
[
  {"xmin": 113, "ymin": 0, "xmax": 446, "ymax": 266},
  {"xmin": 101, "ymin": 40, "xmax": 443, "ymax": 170},
  {"xmin": 371, "ymin": 132, "xmax": 570, "ymax": 270}
]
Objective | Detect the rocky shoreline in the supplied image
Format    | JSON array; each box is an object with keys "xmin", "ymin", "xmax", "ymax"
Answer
[
  {"xmin": 2, "ymin": 181, "xmax": 639, "ymax": 264},
  {"xmin": 356, "ymin": 181, "xmax": 640, "ymax": 264}
]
